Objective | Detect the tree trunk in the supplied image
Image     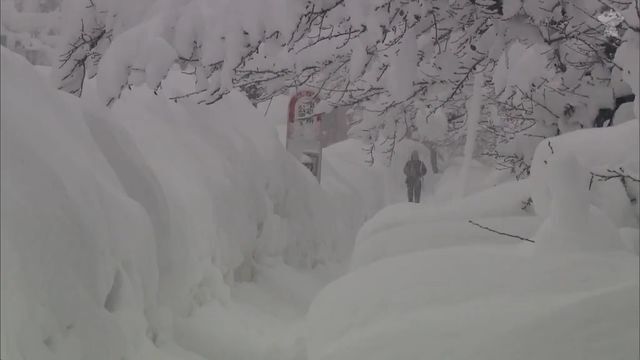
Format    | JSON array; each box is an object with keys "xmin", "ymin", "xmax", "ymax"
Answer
[
  {"xmin": 456, "ymin": 72, "xmax": 483, "ymax": 199},
  {"xmin": 428, "ymin": 144, "xmax": 439, "ymax": 174}
]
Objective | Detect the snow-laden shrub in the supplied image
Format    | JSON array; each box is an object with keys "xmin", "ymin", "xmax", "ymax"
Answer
[
  {"xmin": 530, "ymin": 119, "xmax": 639, "ymax": 228},
  {"xmin": 1, "ymin": 48, "xmax": 346, "ymax": 360},
  {"xmin": 309, "ymin": 107, "xmax": 639, "ymax": 360},
  {"xmin": 531, "ymin": 154, "xmax": 624, "ymax": 252}
]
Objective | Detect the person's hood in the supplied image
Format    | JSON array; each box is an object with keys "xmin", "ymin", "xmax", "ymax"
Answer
[{"xmin": 410, "ymin": 150, "xmax": 419, "ymax": 160}]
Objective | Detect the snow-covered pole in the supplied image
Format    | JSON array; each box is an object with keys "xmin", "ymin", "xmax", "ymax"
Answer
[{"xmin": 456, "ymin": 71, "xmax": 483, "ymax": 199}]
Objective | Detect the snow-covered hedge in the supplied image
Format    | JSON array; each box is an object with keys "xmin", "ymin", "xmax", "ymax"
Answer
[
  {"xmin": 309, "ymin": 116, "xmax": 639, "ymax": 360},
  {"xmin": 1, "ymin": 48, "xmax": 345, "ymax": 360},
  {"xmin": 530, "ymin": 119, "xmax": 639, "ymax": 225}
]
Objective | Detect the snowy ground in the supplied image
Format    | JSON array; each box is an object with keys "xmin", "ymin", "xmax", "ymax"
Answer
[{"xmin": 174, "ymin": 260, "xmax": 343, "ymax": 360}]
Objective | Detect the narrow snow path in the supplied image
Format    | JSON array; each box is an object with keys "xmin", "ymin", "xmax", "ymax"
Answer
[{"xmin": 173, "ymin": 260, "xmax": 346, "ymax": 360}]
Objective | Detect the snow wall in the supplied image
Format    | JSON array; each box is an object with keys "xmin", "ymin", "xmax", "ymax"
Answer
[
  {"xmin": 309, "ymin": 111, "xmax": 639, "ymax": 359},
  {"xmin": 308, "ymin": 119, "xmax": 639, "ymax": 360},
  {"xmin": 1, "ymin": 48, "xmax": 348, "ymax": 360}
]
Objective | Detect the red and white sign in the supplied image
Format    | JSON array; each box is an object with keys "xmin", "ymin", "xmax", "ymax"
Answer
[
  {"xmin": 286, "ymin": 90, "xmax": 323, "ymax": 181},
  {"xmin": 287, "ymin": 90, "xmax": 322, "ymax": 139}
]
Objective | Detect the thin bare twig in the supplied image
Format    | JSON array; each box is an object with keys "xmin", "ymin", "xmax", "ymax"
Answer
[{"xmin": 468, "ymin": 220, "xmax": 535, "ymax": 243}]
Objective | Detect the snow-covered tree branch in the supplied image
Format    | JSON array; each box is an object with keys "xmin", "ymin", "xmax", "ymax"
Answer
[{"xmin": 49, "ymin": 0, "xmax": 639, "ymax": 171}]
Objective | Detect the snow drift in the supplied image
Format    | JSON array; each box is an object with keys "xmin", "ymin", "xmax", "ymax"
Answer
[
  {"xmin": 309, "ymin": 118, "xmax": 639, "ymax": 360},
  {"xmin": 309, "ymin": 247, "xmax": 639, "ymax": 360},
  {"xmin": 1, "ymin": 48, "xmax": 346, "ymax": 360},
  {"xmin": 530, "ymin": 119, "xmax": 639, "ymax": 223}
]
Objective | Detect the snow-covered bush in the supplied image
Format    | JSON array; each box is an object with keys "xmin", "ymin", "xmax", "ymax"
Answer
[
  {"xmin": 310, "ymin": 110, "xmax": 639, "ymax": 358},
  {"xmin": 530, "ymin": 119, "xmax": 639, "ymax": 225},
  {"xmin": 2, "ymin": 46, "xmax": 167, "ymax": 360},
  {"xmin": 531, "ymin": 154, "xmax": 625, "ymax": 252},
  {"xmin": 308, "ymin": 118, "xmax": 638, "ymax": 359},
  {"xmin": 0, "ymin": 0, "xmax": 61, "ymax": 65},
  {"xmin": 1, "ymin": 47, "xmax": 346, "ymax": 360}
]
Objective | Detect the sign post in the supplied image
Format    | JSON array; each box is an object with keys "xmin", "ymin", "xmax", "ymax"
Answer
[{"xmin": 286, "ymin": 90, "xmax": 323, "ymax": 182}]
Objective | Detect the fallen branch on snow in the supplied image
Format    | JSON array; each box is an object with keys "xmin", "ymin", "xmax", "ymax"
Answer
[{"xmin": 468, "ymin": 220, "xmax": 534, "ymax": 243}]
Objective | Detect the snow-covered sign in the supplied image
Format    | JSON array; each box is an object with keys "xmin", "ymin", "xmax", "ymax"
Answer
[{"xmin": 287, "ymin": 89, "xmax": 323, "ymax": 181}]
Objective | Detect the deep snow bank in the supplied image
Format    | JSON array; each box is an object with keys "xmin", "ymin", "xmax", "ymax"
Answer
[
  {"xmin": 2, "ymin": 47, "xmax": 167, "ymax": 360},
  {"xmin": 320, "ymin": 139, "xmax": 388, "ymax": 255},
  {"xmin": 527, "ymin": 119, "xmax": 639, "ymax": 254},
  {"xmin": 1, "ymin": 48, "xmax": 346, "ymax": 360},
  {"xmin": 310, "ymin": 118, "xmax": 639, "ymax": 359},
  {"xmin": 309, "ymin": 247, "xmax": 639, "ymax": 360},
  {"xmin": 530, "ymin": 119, "xmax": 639, "ymax": 224}
]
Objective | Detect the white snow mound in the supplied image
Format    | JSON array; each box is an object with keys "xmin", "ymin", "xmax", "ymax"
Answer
[
  {"xmin": 309, "ymin": 247, "xmax": 639, "ymax": 360},
  {"xmin": 1, "ymin": 48, "xmax": 346, "ymax": 360}
]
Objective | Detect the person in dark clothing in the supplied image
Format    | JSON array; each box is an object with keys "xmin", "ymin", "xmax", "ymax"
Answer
[{"xmin": 404, "ymin": 150, "xmax": 427, "ymax": 203}]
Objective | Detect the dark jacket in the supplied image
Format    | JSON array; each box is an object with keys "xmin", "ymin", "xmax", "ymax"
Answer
[{"xmin": 404, "ymin": 152, "xmax": 427, "ymax": 184}]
